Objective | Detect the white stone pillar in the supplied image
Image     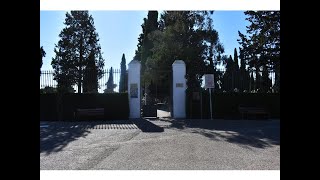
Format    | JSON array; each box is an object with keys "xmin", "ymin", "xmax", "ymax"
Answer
[
  {"xmin": 172, "ymin": 60, "xmax": 186, "ymax": 118},
  {"xmin": 128, "ymin": 60, "xmax": 141, "ymax": 119}
]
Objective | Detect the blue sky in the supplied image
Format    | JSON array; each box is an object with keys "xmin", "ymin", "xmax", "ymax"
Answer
[{"xmin": 40, "ymin": 11, "xmax": 249, "ymax": 71}]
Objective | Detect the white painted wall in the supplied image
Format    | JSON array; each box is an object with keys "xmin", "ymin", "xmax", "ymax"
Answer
[
  {"xmin": 128, "ymin": 60, "xmax": 141, "ymax": 119},
  {"xmin": 172, "ymin": 60, "xmax": 186, "ymax": 118}
]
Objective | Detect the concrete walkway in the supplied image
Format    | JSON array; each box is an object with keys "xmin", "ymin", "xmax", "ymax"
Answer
[{"xmin": 157, "ymin": 109, "xmax": 171, "ymax": 118}]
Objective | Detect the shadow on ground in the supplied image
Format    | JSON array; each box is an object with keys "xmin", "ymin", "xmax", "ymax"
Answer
[
  {"xmin": 40, "ymin": 120, "xmax": 137, "ymax": 154},
  {"xmin": 40, "ymin": 126, "xmax": 90, "ymax": 155},
  {"xmin": 133, "ymin": 118, "xmax": 164, "ymax": 132},
  {"xmin": 162, "ymin": 119, "xmax": 280, "ymax": 149}
]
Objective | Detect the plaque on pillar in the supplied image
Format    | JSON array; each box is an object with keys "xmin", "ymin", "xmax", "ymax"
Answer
[
  {"xmin": 130, "ymin": 83, "xmax": 138, "ymax": 98},
  {"xmin": 176, "ymin": 83, "xmax": 183, "ymax": 87}
]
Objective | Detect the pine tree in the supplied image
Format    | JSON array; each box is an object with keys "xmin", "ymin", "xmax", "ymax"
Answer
[
  {"xmin": 144, "ymin": 11, "xmax": 223, "ymax": 93},
  {"xmin": 205, "ymin": 15, "xmax": 225, "ymax": 92},
  {"xmin": 134, "ymin": 11, "xmax": 159, "ymax": 78},
  {"xmin": 51, "ymin": 11, "xmax": 104, "ymax": 93},
  {"xmin": 83, "ymin": 50, "xmax": 98, "ymax": 93},
  {"xmin": 238, "ymin": 11, "xmax": 280, "ymax": 92}
]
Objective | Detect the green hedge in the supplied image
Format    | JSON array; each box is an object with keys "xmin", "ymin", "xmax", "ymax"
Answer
[
  {"xmin": 40, "ymin": 93, "xmax": 129, "ymax": 121},
  {"xmin": 186, "ymin": 89, "xmax": 280, "ymax": 119},
  {"xmin": 40, "ymin": 94, "xmax": 58, "ymax": 121}
]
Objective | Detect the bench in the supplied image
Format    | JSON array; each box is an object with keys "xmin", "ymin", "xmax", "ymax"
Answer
[
  {"xmin": 238, "ymin": 105, "xmax": 269, "ymax": 120},
  {"xmin": 74, "ymin": 108, "xmax": 104, "ymax": 120}
]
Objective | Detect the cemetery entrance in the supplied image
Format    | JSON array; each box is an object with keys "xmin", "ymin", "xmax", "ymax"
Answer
[
  {"xmin": 141, "ymin": 69, "xmax": 173, "ymax": 118},
  {"xmin": 128, "ymin": 60, "xmax": 186, "ymax": 119}
]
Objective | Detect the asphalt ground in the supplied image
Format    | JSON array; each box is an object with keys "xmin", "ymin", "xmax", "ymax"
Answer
[{"xmin": 40, "ymin": 118, "xmax": 280, "ymax": 170}]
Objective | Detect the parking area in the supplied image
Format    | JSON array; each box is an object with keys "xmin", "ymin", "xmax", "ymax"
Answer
[{"xmin": 40, "ymin": 119, "xmax": 280, "ymax": 170}]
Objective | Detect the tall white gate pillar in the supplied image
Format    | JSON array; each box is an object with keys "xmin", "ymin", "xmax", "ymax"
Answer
[
  {"xmin": 128, "ymin": 60, "xmax": 141, "ymax": 119},
  {"xmin": 172, "ymin": 60, "xmax": 186, "ymax": 118}
]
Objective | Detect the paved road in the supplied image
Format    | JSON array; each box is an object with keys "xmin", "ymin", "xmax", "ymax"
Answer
[{"xmin": 40, "ymin": 119, "xmax": 280, "ymax": 170}]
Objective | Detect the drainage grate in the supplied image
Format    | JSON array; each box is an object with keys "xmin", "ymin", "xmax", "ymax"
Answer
[{"xmin": 40, "ymin": 122, "xmax": 139, "ymax": 130}]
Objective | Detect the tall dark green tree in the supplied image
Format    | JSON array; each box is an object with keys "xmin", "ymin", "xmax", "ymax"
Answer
[
  {"xmin": 51, "ymin": 11, "xmax": 105, "ymax": 93},
  {"xmin": 119, "ymin": 53, "xmax": 127, "ymax": 92},
  {"xmin": 260, "ymin": 55, "xmax": 272, "ymax": 92},
  {"xmin": 40, "ymin": 46, "xmax": 46, "ymax": 76},
  {"xmin": 233, "ymin": 48, "xmax": 240, "ymax": 90},
  {"xmin": 239, "ymin": 48, "xmax": 250, "ymax": 92},
  {"xmin": 144, "ymin": 11, "xmax": 223, "ymax": 96},
  {"xmin": 105, "ymin": 67, "xmax": 116, "ymax": 93},
  {"xmin": 134, "ymin": 11, "xmax": 159, "ymax": 80},
  {"xmin": 222, "ymin": 55, "xmax": 235, "ymax": 92},
  {"xmin": 234, "ymin": 48, "xmax": 239, "ymax": 71},
  {"xmin": 134, "ymin": 11, "xmax": 159, "ymax": 101},
  {"xmin": 204, "ymin": 14, "xmax": 225, "ymax": 92},
  {"xmin": 83, "ymin": 50, "xmax": 98, "ymax": 93},
  {"xmin": 238, "ymin": 11, "xmax": 280, "ymax": 92}
]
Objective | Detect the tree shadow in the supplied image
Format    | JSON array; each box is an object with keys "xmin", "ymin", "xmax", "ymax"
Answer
[
  {"xmin": 165, "ymin": 119, "xmax": 280, "ymax": 149},
  {"xmin": 40, "ymin": 120, "xmax": 137, "ymax": 154},
  {"xmin": 40, "ymin": 124, "xmax": 90, "ymax": 155},
  {"xmin": 133, "ymin": 118, "xmax": 164, "ymax": 132}
]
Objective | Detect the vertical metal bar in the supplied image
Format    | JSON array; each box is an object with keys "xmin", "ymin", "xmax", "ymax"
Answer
[
  {"xmin": 40, "ymin": 71, "xmax": 42, "ymax": 88},
  {"xmin": 45, "ymin": 70, "xmax": 48, "ymax": 88},
  {"xmin": 48, "ymin": 70, "xmax": 50, "ymax": 87},
  {"xmin": 42, "ymin": 70, "xmax": 45, "ymax": 88},
  {"xmin": 200, "ymin": 88, "xmax": 202, "ymax": 120},
  {"xmin": 50, "ymin": 70, "xmax": 53, "ymax": 87},
  {"xmin": 209, "ymin": 88, "xmax": 213, "ymax": 120}
]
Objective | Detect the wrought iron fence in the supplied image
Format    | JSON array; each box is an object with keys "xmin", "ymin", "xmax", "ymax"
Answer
[
  {"xmin": 40, "ymin": 68, "xmax": 279, "ymax": 93},
  {"xmin": 40, "ymin": 69, "xmax": 123, "ymax": 93},
  {"xmin": 199, "ymin": 69, "xmax": 279, "ymax": 93}
]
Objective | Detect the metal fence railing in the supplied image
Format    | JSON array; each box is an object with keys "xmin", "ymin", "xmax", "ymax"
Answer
[
  {"xmin": 40, "ymin": 69, "xmax": 279, "ymax": 93},
  {"xmin": 40, "ymin": 69, "xmax": 123, "ymax": 93},
  {"xmin": 199, "ymin": 69, "xmax": 279, "ymax": 93}
]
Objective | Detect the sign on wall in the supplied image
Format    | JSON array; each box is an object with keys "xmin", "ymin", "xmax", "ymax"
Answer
[
  {"xmin": 176, "ymin": 83, "xmax": 184, "ymax": 88},
  {"xmin": 130, "ymin": 83, "xmax": 138, "ymax": 98},
  {"xmin": 204, "ymin": 74, "xmax": 214, "ymax": 89}
]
